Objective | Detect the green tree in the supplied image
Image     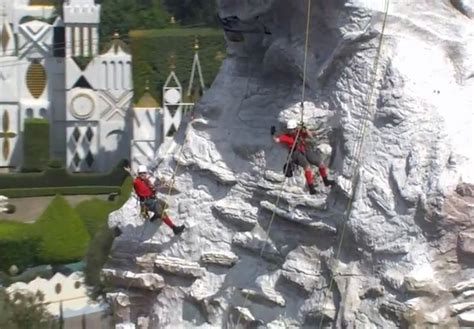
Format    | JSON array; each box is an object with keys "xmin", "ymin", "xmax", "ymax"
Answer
[
  {"xmin": 98, "ymin": 0, "xmax": 170, "ymax": 42},
  {"xmin": 0, "ymin": 289, "xmax": 59, "ymax": 329},
  {"xmin": 35, "ymin": 195, "xmax": 90, "ymax": 264},
  {"xmin": 163, "ymin": 0, "xmax": 218, "ymax": 27}
]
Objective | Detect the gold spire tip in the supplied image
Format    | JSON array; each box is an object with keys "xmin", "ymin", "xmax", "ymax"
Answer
[{"xmin": 194, "ymin": 37, "xmax": 199, "ymax": 50}]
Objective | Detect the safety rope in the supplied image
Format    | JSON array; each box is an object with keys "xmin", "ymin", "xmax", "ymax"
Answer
[
  {"xmin": 235, "ymin": 0, "xmax": 313, "ymax": 327},
  {"xmin": 317, "ymin": 1, "xmax": 390, "ymax": 328},
  {"xmin": 300, "ymin": 0, "xmax": 312, "ymax": 123},
  {"xmin": 113, "ymin": 110, "xmax": 195, "ymax": 309}
]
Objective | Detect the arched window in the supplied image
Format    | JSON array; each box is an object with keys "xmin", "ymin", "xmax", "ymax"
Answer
[
  {"xmin": 25, "ymin": 108, "xmax": 33, "ymax": 118},
  {"xmin": 39, "ymin": 108, "xmax": 47, "ymax": 118}
]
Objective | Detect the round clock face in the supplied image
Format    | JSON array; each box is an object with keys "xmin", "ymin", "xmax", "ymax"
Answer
[
  {"xmin": 164, "ymin": 88, "xmax": 181, "ymax": 105},
  {"xmin": 71, "ymin": 94, "xmax": 94, "ymax": 119}
]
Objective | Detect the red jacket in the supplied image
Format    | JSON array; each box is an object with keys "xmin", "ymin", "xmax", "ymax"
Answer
[
  {"xmin": 276, "ymin": 130, "xmax": 309, "ymax": 153},
  {"xmin": 133, "ymin": 177, "xmax": 155, "ymax": 199}
]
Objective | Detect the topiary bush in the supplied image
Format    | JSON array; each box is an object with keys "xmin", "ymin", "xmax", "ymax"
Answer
[
  {"xmin": 22, "ymin": 119, "xmax": 50, "ymax": 173},
  {"xmin": 35, "ymin": 195, "xmax": 90, "ymax": 264}
]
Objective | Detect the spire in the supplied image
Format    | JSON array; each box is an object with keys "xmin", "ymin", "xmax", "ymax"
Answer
[
  {"xmin": 187, "ymin": 36, "xmax": 206, "ymax": 101},
  {"xmin": 135, "ymin": 80, "xmax": 159, "ymax": 108},
  {"xmin": 102, "ymin": 31, "xmax": 130, "ymax": 54},
  {"xmin": 169, "ymin": 53, "xmax": 176, "ymax": 71}
]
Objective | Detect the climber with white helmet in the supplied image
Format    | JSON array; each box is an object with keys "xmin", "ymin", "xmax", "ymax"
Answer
[
  {"xmin": 132, "ymin": 165, "xmax": 185, "ymax": 235},
  {"xmin": 271, "ymin": 119, "xmax": 335, "ymax": 195}
]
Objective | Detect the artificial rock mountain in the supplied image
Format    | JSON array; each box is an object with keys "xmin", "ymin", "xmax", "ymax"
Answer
[{"xmin": 105, "ymin": 0, "xmax": 474, "ymax": 328}]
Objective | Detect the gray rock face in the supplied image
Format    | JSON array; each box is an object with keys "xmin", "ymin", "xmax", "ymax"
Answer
[
  {"xmin": 200, "ymin": 251, "xmax": 239, "ymax": 267},
  {"xmin": 105, "ymin": 0, "xmax": 474, "ymax": 327}
]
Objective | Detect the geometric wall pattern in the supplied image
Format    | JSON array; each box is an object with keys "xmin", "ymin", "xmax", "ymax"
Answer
[
  {"xmin": 66, "ymin": 122, "xmax": 98, "ymax": 172},
  {"xmin": 0, "ymin": 109, "xmax": 17, "ymax": 165}
]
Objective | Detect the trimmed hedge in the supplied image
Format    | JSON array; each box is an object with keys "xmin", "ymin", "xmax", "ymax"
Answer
[
  {"xmin": 0, "ymin": 177, "xmax": 132, "ymax": 274},
  {"xmin": 76, "ymin": 199, "xmax": 117, "ymax": 237},
  {"xmin": 22, "ymin": 119, "xmax": 50, "ymax": 172},
  {"xmin": 0, "ymin": 222, "xmax": 39, "ymax": 272},
  {"xmin": 129, "ymin": 28, "xmax": 226, "ymax": 102},
  {"xmin": 35, "ymin": 195, "xmax": 90, "ymax": 264},
  {"xmin": 0, "ymin": 186, "xmax": 121, "ymax": 198},
  {"xmin": 0, "ymin": 159, "xmax": 129, "ymax": 192},
  {"xmin": 76, "ymin": 176, "xmax": 133, "ymax": 236}
]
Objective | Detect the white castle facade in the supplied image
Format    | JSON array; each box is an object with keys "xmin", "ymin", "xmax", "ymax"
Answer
[{"xmin": 0, "ymin": 0, "xmax": 205, "ymax": 173}]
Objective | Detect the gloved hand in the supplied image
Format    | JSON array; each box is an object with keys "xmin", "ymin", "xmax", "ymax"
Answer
[{"xmin": 270, "ymin": 126, "xmax": 276, "ymax": 136}]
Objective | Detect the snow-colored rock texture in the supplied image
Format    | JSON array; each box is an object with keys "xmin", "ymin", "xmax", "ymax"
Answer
[{"xmin": 105, "ymin": 0, "xmax": 474, "ymax": 327}]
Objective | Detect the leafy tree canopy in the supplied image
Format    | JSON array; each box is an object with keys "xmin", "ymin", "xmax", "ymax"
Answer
[
  {"xmin": 163, "ymin": 0, "xmax": 218, "ymax": 27},
  {"xmin": 0, "ymin": 289, "xmax": 59, "ymax": 329}
]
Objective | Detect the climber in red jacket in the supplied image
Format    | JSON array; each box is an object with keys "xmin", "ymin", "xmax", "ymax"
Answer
[
  {"xmin": 132, "ymin": 165, "xmax": 185, "ymax": 235},
  {"xmin": 271, "ymin": 119, "xmax": 335, "ymax": 195}
]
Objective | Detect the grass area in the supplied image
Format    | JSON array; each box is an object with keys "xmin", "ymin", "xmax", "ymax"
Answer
[{"xmin": 130, "ymin": 27, "xmax": 226, "ymax": 103}]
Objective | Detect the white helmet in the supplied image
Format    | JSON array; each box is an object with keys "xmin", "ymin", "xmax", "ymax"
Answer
[
  {"xmin": 137, "ymin": 165, "xmax": 148, "ymax": 174},
  {"xmin": 286, "ymin": 119, "xmax": 298, "ymax": 130}
]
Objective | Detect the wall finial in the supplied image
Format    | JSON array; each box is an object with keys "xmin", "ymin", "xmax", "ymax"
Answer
[{"xmin": 194, "ymin": 37, "xmax": 199, "ymax": 51}]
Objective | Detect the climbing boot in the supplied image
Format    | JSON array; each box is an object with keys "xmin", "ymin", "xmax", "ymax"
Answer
[
  {"xmin": 173, "ymin": 225, "xmax": 185, "ymax": 235},
  {"xmin": 308, "ymin": 184, "xmax": 316, "ymax": 195},
  {"xmin": 323, "ymin": 177, "xmax": 336, "ymax": 187}
]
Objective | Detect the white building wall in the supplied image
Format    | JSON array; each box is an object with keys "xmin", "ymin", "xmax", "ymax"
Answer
[{"xmin": 131, "ymin": 107, "xmax": 161, "ymax": 172}]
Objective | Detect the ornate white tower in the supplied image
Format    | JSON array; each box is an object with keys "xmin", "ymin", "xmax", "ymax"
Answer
[
  {"xmin": 131, "ymin": 82, "xmax": 161, "ymax": 172},
  {"xmin": 65, "ymin": 31, "xmax": 133, "ymax": 172},
  {"xmin": 162, "ymin": 55, "xmax": 195, "ymax": 140},
  {"xmin": 63, "ymin": 0, "xmax": 100, "ymax": 57}
]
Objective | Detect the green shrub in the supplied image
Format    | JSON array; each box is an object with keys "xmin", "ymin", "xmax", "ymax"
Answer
[
  {"xmin": 84, "ymin": 225, "xmax": 119, "ymax": 298},
  {"xmin": 35, "ymin": 195, "xmax": 90, "ymax": 264},
  {"xmin": 22, "ymin": 119, "xmax": 50, "ymax": 172},
  {"xmin": 129, "ymin": 28, "xmax": 225, "ymax": 102},
  {"xmin": 76, "ymin": 176, "xmax": 133, "ymax": 237},
  {"xmin": 0, "ymin": 222, "xmax": 40, "ymax": 272},
  {"xmin": 0, "ymin": 159, "xmax": 129, "ymax": 191},
  {"xmin": 0, "ymin": 186, "xmax": 121, "ymax": 198},
  {"xmin": 115, "ymin": 176, "xmax": 133, "ymax": 205},
  {"xmin": 47, "ymin": 158, "xmax": 63, "ymax": 169},
  {"xmin": 76, "ymin": 199, "xmax": 117, "ymax": 237}
]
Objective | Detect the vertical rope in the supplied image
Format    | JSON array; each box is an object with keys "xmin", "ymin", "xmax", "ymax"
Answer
[
  {"xmin": 317, "ymin": 1, "xmax": 390, "ymax": 328},
  {"xmin": 300, "ymin": 0, "xmax": 313, "ymax": 123},
  {"xmin": 235, "ymin": 1, "xmax": 313, "ymax": 327}
]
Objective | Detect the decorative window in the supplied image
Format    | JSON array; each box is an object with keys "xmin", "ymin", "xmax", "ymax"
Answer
[
  {"xmin": 55, "ymin": 283, "xmax": 62, "ymax": 294},
  {"xmin": 26, "ymin": 108, "xmax": 34, "ymax": 118},
  {"xmin": 26, "ymin": 61, "xmax": 47, "ymax": 98}
]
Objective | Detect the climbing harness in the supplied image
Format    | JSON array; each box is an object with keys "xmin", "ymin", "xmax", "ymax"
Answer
[
  {"xmin": 113, "ymin": 109, "xmax": 197, "ymax": 308},
  {"xmin": 316, "ymin": 1, "xmax": 390, "ymax": 328}
]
